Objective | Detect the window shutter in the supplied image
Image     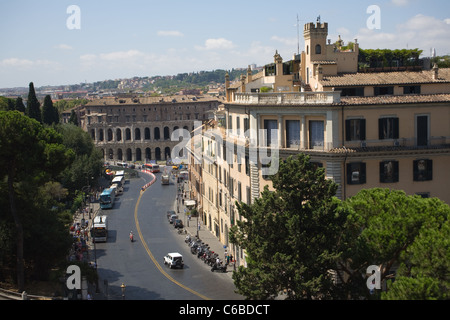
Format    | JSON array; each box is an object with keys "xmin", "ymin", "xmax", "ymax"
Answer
[
  {"xmin": 360, "ymin": 119, "xmax": 366, "ymax": 141},
  {"xmin": 360, "ymin": 163, "xmax": 367, "ymax": 184},
  {"xmin": 394, "ymin": 118, "xmax": 399, "ymax": 139},
  {"xmin": 378, "ymin": 118, "xmax": 384, "ymax": 140},
  {"xmin": 427, "ymin": 160, "xmax": 433, "ymax": 180},
  {"xmin": 413, "ymin": 160, "xmax": 419, "ymax": 181},
  {"xmin": 394, "ymin": 161, "xmax": 399, "ymax": 182},
  {"xmin": 379, "ymin": 162, "xmax": 385, "ymax": 183},
  {"xmin": 345, "ymin": 120, "xmax": 351, "ymax": 141},
  {"xmin": 346, "ymin": 163, "xmax": 352, "ymax": 184}
]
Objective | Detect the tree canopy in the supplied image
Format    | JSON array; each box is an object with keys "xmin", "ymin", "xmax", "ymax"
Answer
[
  {"xmin": 0, "ymin": 111, "xmax": 74, "ymax": 291},
  {"xmin": 229, "ymin": 156, "xmax": 450, "ymax": 300},
  {"xmin": 230, "ymin": 154, "xmax": 346, "ymax": 299}
]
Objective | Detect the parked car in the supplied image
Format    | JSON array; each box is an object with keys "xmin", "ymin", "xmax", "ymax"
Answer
[
  {"xmin": 173, "ymin": 219, "xmax": 183, "ymax": 229},
  {"xmin": 163, "ymin": 252, "xmax": 184, "ymax": 269},
  {"xmin": 167, "ymin": 210, "xmax": 176, "ymax": 220},
  {"xmin": 169, "ymin": 214, "xmax": 178, "ymax": 224}
]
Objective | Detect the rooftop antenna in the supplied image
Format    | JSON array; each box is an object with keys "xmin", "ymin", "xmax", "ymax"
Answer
[
  {"xmin": 297, "ymin": 14, "xmax": 300, "ymax": 55},
  {"xmin": 296, "ymin": 14, "xmax": 304, "ymax": 55}
]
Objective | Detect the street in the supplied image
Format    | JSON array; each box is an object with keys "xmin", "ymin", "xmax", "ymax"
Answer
[{"xmin": 93, "ymin": 170, "xmax": 243, "ymax": 300}]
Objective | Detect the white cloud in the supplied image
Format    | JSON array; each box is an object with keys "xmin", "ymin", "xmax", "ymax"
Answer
[
  {"xmin": 195, "ymin": 38, "xmax": 236, "ymax": 51},
  {"xmin": 355, "ymin": 14, "xmax": 450, "ymax": 55},
  {"xmin": 99, "ymin": 50, "xmax": 145, "ymax": 61},
  {"xmin": 157, "ymin": 30, "xmax": 184, "ymax": 37},
  {"xmin": 391, "ymin": 0, "xmax": 411, "ymax": 6},
  {"xmin": 0, "ymin": 58, "xmax": 60, "ymax": 70},
  {"xmin": 54, "ymin": 44, "xmax": 73, "ymax": 50},
  {"xmin": 270, "ymin": 36, "xmax": 297, "ymax": 46}
]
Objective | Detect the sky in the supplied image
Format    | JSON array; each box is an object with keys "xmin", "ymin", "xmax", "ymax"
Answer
[{"xmin": 0, "ymin": 0, "xmax": 449, "ymax": 88}]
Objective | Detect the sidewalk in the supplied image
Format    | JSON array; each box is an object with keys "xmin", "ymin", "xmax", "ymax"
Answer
[{"xmin": 173, "ymin": 179, "xmax": 236, "ymax": 279}]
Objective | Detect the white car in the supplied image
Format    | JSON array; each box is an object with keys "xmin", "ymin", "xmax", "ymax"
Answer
[{"xmin": 164, "ymin": 252, "xmax": 184, "ymax": 269}]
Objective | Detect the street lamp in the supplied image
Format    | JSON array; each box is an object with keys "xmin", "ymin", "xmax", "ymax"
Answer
[{"xmin": 121, "ymin": 283, "xmax": 126, "ymax": 300}]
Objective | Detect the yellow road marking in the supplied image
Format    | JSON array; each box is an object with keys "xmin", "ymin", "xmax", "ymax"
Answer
[{"xmin": 134, "ymin": 188, "xmax": 211, "ymax": 300}]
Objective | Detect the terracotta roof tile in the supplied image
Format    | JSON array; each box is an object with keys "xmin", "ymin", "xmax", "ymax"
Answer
[
  {"xmin": 339, "ymin": 93, "xmax": 450, "ymax": 106},
  {"xmin": 321, "ymin": 69, "xmax": 450, "ymax": 87}
]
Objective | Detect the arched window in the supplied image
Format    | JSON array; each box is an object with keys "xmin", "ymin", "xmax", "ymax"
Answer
[
  {"xmin": 107, "ymin": 129, "xmax": 113, "ymax": 141},
  {"xmin": 164, "ymin": 127, "xmax": 170, "ymax": 140},
  {"xmin": 144, "ymin": 128, "xmax": 151, "ymax": 140},
  {"xmin": 164, "ymin": 147, "xmax": 171, "ymax": 160},
  {"xmin": 154, "ymin": 127, "xmax": 160, "ymax": 140},
  {"xmin": 135, "ymin": 128, "xmax": 141, "ymax": 141},
  {"xmin": 315, "ymin": 44, "xmax": 321, "ymax": 54},
  {"xmin": 116, "ymin": 128, "xmax": 122, "ymax": 141},
  {"xmin": 155, "ymin": 147, "xmax": 161, "ymax": 161},
  {"xmin": 125, "ymin": 128, "xmax": 131, "ymax": 140},
  {"xmin": 136, "ymin": 148, "xmax": 142, "ymax": 161},
  {"xmin": 118, "ymin": 149, "xmax": 123, "ymax": 161}
]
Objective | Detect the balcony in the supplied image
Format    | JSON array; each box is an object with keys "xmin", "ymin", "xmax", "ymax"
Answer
[{"xmin": 232, "ymin": 91, "xmax": 341, "ymax": 105}]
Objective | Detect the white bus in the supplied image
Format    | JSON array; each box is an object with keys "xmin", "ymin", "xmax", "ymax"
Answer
[
  {"xmin": 92, "ymin": 215, "xmax": 108, "ymax": 242},
  {"xmin": 115, "ymin": 170, "xmax": 125, "ymax": 177},
  {"xmin": 111, "ymin": 175, "xmax": 125, "ymax": 194}
]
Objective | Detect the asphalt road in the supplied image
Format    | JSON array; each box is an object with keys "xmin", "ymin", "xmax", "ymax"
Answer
[{"xmin": 94, "ymin": 170, "xmax": 243, "ymax": 300}]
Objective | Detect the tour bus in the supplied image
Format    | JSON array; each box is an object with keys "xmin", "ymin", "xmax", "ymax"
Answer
[
  {"xmin": 92, "ymin": 215, "xmax": 108, "ymax": 242},
  {"xmin": 111, "ymin": 175, "xmax": 124, "ymax": 195},
  {"xmin": 143, "ymin": 163, "xmax": 160, "ymax": 173},
  {"xmin": 100, "ymin": 188, "xmax": 115, "ymax": 209},
  {"xmin": 115, "ymin": 170, "xmax": 125, "ymax": 178}
]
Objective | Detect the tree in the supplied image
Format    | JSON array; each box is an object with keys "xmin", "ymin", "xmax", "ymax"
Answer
[
  {"xmin": 42, "ymin": 95, "xmax": 59, "ymax": 125},
  {"xmin": 336, "ymin": 188, "xmax": 450, "ymax": 299},
  {"xmin": 56, "ymin": 124, "xmax": 103, "ymax": 194},
  {"xmin": 15, "ymin": 97, "xmax": 26, "ymax": 113},
  {"xmin": 0, "ymin": 111, "xmax": 74, "ymax": 291},
  {"xmin": 383, "ymin": 210, "xmax": 450, "ymax": 300},
  {"xmin": 229, "ymin": 154, "xmax": 346, "ymax": 299},
  {"xmin": 26, "ymin": 82, "xmax": 42, "ymax": 123},
  {"xmin": 69, "ymin": 110, "xmax": 78, "ymax": 126}
]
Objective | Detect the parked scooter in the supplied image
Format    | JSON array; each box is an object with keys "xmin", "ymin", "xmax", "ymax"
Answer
[{"xmin": 211, "ymin": 262, "xmax": 228, "ymax": 273}]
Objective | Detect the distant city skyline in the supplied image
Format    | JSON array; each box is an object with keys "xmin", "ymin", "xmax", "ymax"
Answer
[{"xmin": 1, "ymin": 0, "xmax": 449, "ymax": 88}]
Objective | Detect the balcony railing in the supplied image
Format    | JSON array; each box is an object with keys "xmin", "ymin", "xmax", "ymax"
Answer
[{"xmin": 233, "ymin": 91, "xmax": 341, "ymax": 105}]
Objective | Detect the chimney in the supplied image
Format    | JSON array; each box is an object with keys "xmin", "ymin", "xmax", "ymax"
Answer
[{"xmin": 432, "ymin": 63, "xmax": 439, "ymax": 80}]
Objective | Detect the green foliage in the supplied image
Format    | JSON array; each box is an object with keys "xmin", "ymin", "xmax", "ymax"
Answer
[
  {"xmin": 26, "ymin": 82, "xmax": 42, "ymax": 123},
  {"xmin": 431, "ymin": 55, "xmax": 450, "ymax": 68},
  {"xmin": 230, "ymin": 154, "xmax": 346, "ymax": 299},
  {"xmin": 337, "ymin": 189, "xmax": 450, "ymax": 300},
  {"xmin": 0, "ymin": 111, "xmax": 74, "ymax": 287},
  {"xmin": 42, "ymin": 95, "xmax": 60, "ymax": 125},
  {"xmin": 359, "ymin": 48, "xmax": 423, "ymax": 68},
  {"xmin": 56, "ymin": 124, "xmax": 103, "ymax": 195},
  {"xmin": 68, "ymin": 110, "xmax": 78, "ymax": 126}
]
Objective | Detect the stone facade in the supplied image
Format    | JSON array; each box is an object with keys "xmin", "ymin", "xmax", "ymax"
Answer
[{"xmin": 77, "ymin": 95, "xmax": 221, "ymax": 163}]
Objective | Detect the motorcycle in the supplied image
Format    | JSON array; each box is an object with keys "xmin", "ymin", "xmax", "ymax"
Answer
[
  {"xmin": 211, "ymin": 262, "xmax": 228, "ymax": 273},
  {"xmin": 130, "ymin": 231, "xmax": 134, "ymax": 242}
]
